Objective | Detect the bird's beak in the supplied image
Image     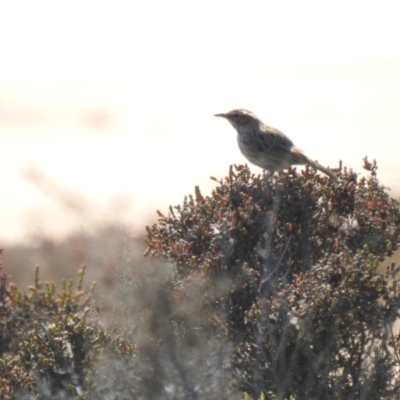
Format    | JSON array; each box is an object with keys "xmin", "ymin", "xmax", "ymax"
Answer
[{"xmin": 214, "ymin": 113, "xmax": 227, "ymax": 118}]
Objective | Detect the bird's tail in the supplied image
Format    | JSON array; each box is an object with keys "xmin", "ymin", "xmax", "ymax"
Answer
[
  {"xmin": 308, "ymin": 159, "xmax": 338, "ymax": 181},
  {"xmin": 290, "ymin": 148, "xmax": 337, "ymax": 180}
]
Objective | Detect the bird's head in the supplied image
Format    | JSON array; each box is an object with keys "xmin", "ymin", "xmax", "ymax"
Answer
[{"xmin": 214, "ymin": 109, "xmax": 259, "ymax": 130}]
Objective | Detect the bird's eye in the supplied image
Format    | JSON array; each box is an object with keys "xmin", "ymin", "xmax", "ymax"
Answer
[{"xmin": 232, "ymin": 113, "xmax": 240, "ymax": 120}]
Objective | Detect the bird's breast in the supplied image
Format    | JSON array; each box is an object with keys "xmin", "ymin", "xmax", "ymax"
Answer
[{"xmin": 237, "ymin": 134, "xmax": 268, "ymax": 169}]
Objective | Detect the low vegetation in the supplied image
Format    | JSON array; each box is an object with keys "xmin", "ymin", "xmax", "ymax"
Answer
[{"xmin": 1, "ymin": 159, "xmax": 400, "ymax": 399}]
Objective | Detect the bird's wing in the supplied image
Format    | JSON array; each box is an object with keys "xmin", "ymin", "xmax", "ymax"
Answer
[{"xmin": 256, "ymin": 124, "xmax": 294, "ymax": 153}]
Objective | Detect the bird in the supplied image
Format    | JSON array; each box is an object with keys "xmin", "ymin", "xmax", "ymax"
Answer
[{"xmin": 214, "ymin": 109, "xmax": 337, "ymax": 180}]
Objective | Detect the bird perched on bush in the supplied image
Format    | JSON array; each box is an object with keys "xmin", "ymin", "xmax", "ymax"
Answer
[{"xmin": 215, "ymin": 109, "xmax": 337, "ymax": 180}]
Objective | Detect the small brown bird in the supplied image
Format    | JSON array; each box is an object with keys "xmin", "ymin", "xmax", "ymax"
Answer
[{"xmin": 215, "ymin": 109, "xmax": 337, "ymax": 180}]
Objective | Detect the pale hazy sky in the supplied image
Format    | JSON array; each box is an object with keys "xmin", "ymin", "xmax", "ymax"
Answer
[{"xmin": 1, "ymin": 0, "xmax": 400, "ymax": 243}]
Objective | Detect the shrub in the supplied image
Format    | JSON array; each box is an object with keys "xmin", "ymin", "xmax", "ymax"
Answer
[
  {"xmin": 0, "ymin": 266, "xmax": 134, "ymax": 399},
  {"xmin": 146, "ymin": 159, "xmax": 400, "ymax": 400}
]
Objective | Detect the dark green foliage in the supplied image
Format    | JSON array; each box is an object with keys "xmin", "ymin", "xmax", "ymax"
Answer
[{"xmin": 146, "ymin": 160, "xmax": 400, "ymax": 399}]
